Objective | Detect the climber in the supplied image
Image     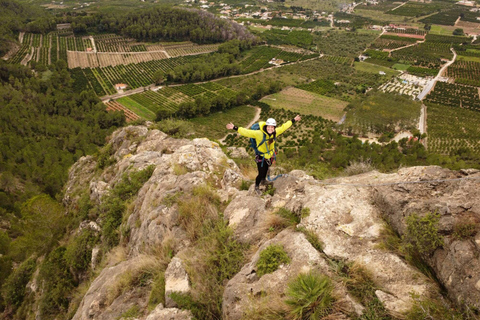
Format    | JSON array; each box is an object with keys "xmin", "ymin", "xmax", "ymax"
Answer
[{"xmin": 226, "ymin": 115, "xmax": 301, "ymax": 195}]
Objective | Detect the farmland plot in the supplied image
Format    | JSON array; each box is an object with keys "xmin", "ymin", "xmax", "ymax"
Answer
[
  {"xmin": 260, "ymin": 87, "xmax": 347, "ymax": 121},
  {"xmin": 105, "ymin": 101, "xmax": 141, "ymax": 122},
  {"xmin": 426, "ymin": 103, "xmax": 480, "ymax": 155},
  {"xmin": 424, "ymin": 81, "xmax": 480, "ymax": 112},
  {"xmin": 445, "ymin": 60, "xmax": 480, "ymax": 86}
]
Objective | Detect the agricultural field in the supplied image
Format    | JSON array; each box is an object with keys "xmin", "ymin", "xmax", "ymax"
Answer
[
  {"xmin": 445, "ymin": 60, "xmax": 480, "ymax": 86},
  {"xmin": 387, "ymin": 1, "xmax": 453, "ymax": 17},
  {"xmin": 353, "ymin": 8, "xmax": 415, "ymax": 24},
  {"xmin": 391, "ymin": 42, "xmax": 453, "ymax": 67},
  {"xmin": 424, "ymin": 81, "xmax": 480, "ymax": 112},
  {"xmin": 260, "ymin": 87, "xmax": 348, "ymax": 121},
  {"xmin": 419, "ymin": 9, "xmax": 464, "ymax": 26},
  {"xmin": 105, "ymin": 100, "xmax": 142, "ymax": 122},
  {"xmin": 189, "ymin": 105, "xmax": 258, "ymax": 140},
  {"xmin": 426, "ymin": 103, "xmax": 480, "ymax": 156},
  {"xmin": 354, "ymin": 61, "xmax": 400, "ymax": 78},
  {"xmin": 115, "ymin": 96, "xmax": 157, "ymax": 121},
  {"xmin": 369, "ymin": 34, "xmax": 420, "ymax": 50},
  {"xmin": 113, "ymin": 82, "xmax": 238, "ymax": 118},
  {"xmin": 342, "ymin": 91, "xmax": 422, "ymax": 135},
  {"xmin": 313, "ymin": 30, "xmax": 381, "ymax": 58}
]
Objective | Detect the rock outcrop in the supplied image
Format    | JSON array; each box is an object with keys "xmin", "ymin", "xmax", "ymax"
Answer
[{"xmin": 65, "ymin": 125, "xmax": 480, "ymax": 319}]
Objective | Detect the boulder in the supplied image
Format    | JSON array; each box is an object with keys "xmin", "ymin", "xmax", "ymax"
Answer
[{"xmin": 165, "ymin": 257, "xmax": 190, "ymax": 308}]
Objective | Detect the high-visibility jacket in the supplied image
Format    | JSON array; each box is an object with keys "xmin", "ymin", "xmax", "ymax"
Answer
[{"xmin": 237, "ymin": 120, "xmax": 292, "ymax": 159}]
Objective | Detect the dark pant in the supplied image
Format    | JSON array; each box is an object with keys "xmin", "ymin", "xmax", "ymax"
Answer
[{"xmin": 255, "ymin": 159, "xmax": 270, "ymax": 187}]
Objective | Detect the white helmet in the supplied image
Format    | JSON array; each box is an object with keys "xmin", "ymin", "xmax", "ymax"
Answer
[{"xmin": 265, "ymin": 118, "xmax": 277, "ymax": 126}]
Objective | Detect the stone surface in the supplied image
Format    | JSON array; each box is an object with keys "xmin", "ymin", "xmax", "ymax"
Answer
[
  {"xmin": 146, "ymin": 304, "xmax": 192, "ymax": 320},
  {"xmin": 63, "ymin": 126, "xmax": 480, "ymax": 319},
  {"xmin": 165, "ymin": 257, "xmax": 190, "ymax": 308}
]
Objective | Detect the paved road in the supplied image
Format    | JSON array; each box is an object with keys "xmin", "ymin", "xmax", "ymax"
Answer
[{"xmin": 417, "ymin": 48, "xmax": 457, "ymax": 101}]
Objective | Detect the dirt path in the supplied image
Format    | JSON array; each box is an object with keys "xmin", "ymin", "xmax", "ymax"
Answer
[{"xmin": 218, "ymin": 106, "xmax": 261, "ymax": 144}]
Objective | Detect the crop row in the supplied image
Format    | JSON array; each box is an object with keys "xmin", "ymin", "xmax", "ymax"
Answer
[
  {"xmin": 387, "ymin": 2, "xmax": 453, "ymax": 17},
  {"xmin": 8, "ymin": 33, "xmax": 32, "ymax": 64},
  {"xmin": 391, "ymin": 42, "xmax": 452, "ymax": 68},
  {"xmin": 238, "ymin": 46, "xmax": 283, "ymax": 73},
  {"xmin": 426, "ymin": 103, "xmax": 480, "ymax": 155},
  {"xmin": 323, "ymin": 55, "xmax": 352, "ymax": 65},
  {"xmin": 419, "ymin": 9, "xmax": 464, "ymax": 26},
  {"xmin": 425, "ymin": 82, "xmax": 480, "ymax": 112},
  {"xmin": 425, "ymin": 34, "xmax": 470, "ymax": 45},
  {"xmin": 446, "ymin": 60, "xmax": 480, "ymax": 85},
  {"xmin": 370, "ymin": 35, "xmax": 419, "ymax": 50}
]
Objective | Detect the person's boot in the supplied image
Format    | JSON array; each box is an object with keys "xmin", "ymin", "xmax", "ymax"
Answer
[
  {"xmin": 254, "ymin": 185, "xmax": 262, "ymax": 195},
  {"xmin": 261, "ymin": 179, "xmax": 273, "ymax": 187}
]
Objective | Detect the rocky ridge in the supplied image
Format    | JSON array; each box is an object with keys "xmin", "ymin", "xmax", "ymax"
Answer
[{"xmin": 64, "ymin": 125, "xmax": 480, "ymax": 320}]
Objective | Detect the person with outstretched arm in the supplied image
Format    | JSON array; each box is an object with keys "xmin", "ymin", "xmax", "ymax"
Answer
[{"xmin": 226, "ymin": 115, "xmax": 301, "ymax": 195}]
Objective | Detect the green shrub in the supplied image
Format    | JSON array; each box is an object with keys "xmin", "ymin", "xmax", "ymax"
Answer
[
  {"xmin": 240, "ymin": 180, "xmax": 252, "ymax": 191},
  {"xmin": 117, "ymin": 305, "xmax": 140, "ymax": 319},
  {"xmin": 275, "ymin": 208, "xmax": 300, "ymax": 226},
  {"xmin": 113, "ymin": 165, "xmax": 155, "ymax": 201},
  {"xmin": 155, "ymin": 119, "xmax": 194, "ymax": 138},
  {"xmin": 65, "ymin": 229, "xmax": 99, "ymax": 274},
  {"xmin": 404, "ymin": 212, "xmax": 444, "ymax": 257},
  {"xmin": 39, "ymin": 247, "xmax": 76, "ymax": 317},
  {"xmin": 453, "ymin": 221, "xmax": 477, "ymax": 240},
  {"xmin": 297, "ymin": 227, "xmax": 323, "ymax": 252},
  {"xmin": 96, "ymin": 143, "xmax": 115, "ymax": 170},
  {"xmin": 148, "ymin": 272, "xmax": 165, "ymax": 311},
  {"xmin": 1, "ymin": 258, "xmax": 36, "ymax": 309},
  {"xmin": 285, "ymin": 272, "xmax": 334, "ymax": 319},
  {"xmin": 256, "ymin": 244, "xmax": 290, "ymax": 277},
  {"xmin": 405, "ymin": 292, "xmax": 469, "ymax": 320}
]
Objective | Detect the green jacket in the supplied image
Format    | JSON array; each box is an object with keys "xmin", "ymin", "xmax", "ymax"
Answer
[{"xmin": 238, "ymin": 120, "xmax": 293, "ymax": 159}]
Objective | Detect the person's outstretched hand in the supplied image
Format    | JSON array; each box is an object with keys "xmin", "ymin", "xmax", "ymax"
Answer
[
  {"xmin": 294, "ymin": 115, "xmax": 301, "ymax": 122},
  {"xmin": 226, "ymin": 123, "xmax": 234, "ymax": 130}
]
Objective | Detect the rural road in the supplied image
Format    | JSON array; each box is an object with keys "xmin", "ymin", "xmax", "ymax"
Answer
[{"xmin": 417, "ymin": 47, "xmax": 457, "ymax": 101}]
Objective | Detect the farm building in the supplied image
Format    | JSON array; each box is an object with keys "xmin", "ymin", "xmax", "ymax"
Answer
[{"xmin": 115, "ymin": 83, "xmax": 128, "ymax": 90}]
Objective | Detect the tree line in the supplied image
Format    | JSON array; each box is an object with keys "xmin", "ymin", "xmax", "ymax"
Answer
[{"xmin": 67, "ymin": 6, "xmax": 258, "ymax": 44}]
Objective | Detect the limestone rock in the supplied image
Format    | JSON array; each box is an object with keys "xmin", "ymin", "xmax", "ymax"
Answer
[
  {"xmin": 146, "ymin": 304, "xmax": 192, "ymax": 320},
  {"xmin": 374, "ymin": 166, "xmax": 480, "ymax": 309},
  {"xmin": 223, "ymin": 192, "xmax": 267, "ymax": 244},
  {"xmin": 226, "ymin": 147, "xmax": 249, "ymax": 159},
  {"xmin": 165, "ymin": 257, "xmax": 190, "ymax": 308}
]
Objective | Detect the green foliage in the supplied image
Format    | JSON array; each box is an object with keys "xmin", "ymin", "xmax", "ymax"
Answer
[
  {"xmin": 0, "ymin": 61, "xmax": 124, "ymax": 202},
  {"xmin": 148, "ymin": 272, "xmax": 165, "ymax": 311},
  {"xmin": 275, "ymin": 208, "xmax": 300, "ymax": 226},
  {"xmin": 10, "ymin": 194, "xmax": 66, "ymax": 261},
  {"xmin": 453, "ymin": 221, "xmax": 477, "ymax": 241},
  {"xmin": 65, "ymin": 229, "xmax": 99, "ymax": 274},
  {"xmin": 240, "ymin": 180, "xmax": 252, "ymax": 191},
  {"xmin": 285, "ymin": 272, "xmax": 335, "ymax": 320},
  {"xmin": 96, "ymin": 143, "xmax": 115, "ymax": 170},
  {"xmin": 39, "ymin": 247, "xmax": 76, "ymax": 318},
  {"xmin": 405, "ymin": 292, "xmax": 475, "ymax": 320},
  {"xmin": 256, "ymin": 244, "xmax": 290, "ymax": 277},
  {"xmin": 404, "ymin": 212, "xmax": 444, "ymax": 257},
  {"xmin": 154, "ymin": 119, "xmax": 194, "ymax": 138},
  {"xmin": 1, "ymin": 258, "xmax": 36, "ymax": 310},
  {"xmin": 170, "ymin": 214, "xmax": 246, "ymax": 319},
  {"xmin": 98, "ymin": 166, "xmax": 155, "ymax": 249},
  {"xmin": 117, "ymin": 305, "xmax": 140, "ymax": 319},
  {"xmin": 113, "ymin": 165, "xmax": 155, "ymax": 201},
  {"xmin": 71, "ymin": 6, "xmax": 255, "ymax": 44},
  {"xmin": 297, "ymin": 227, "xmax": 323, "ymax": 252}
]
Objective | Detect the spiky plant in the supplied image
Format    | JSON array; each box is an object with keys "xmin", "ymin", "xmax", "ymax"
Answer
[{"xmin": 285, "ymin": 271, "xmax": 334, "ymax": 320}]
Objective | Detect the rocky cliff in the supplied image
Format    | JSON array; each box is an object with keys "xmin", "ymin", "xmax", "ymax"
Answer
[{"xmin": 64, "ymin": 124, "xmax": 480, "ymax": 320}]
